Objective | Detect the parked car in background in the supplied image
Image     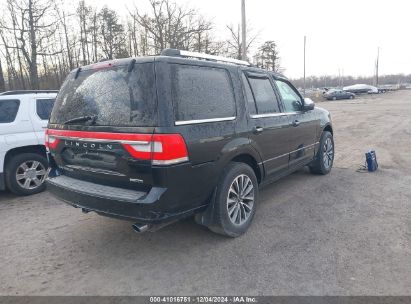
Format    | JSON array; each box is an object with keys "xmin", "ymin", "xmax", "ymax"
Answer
[
  {"xmin": 45, "ymin": 49, "xmax": 334, "ymax": 237},
  {"xmin": 0, "ymin": 90, "xmax": 57, "ymax": 195},
  {"xmin": 324, "ymin": 89, "xmax": 355, "ymax": 100},
  {"xmin": 344, "ymin": 84, "xmax": 378, "ymax": 94}
]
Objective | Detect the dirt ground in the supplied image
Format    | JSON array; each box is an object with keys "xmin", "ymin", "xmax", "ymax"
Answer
[{"xmin": 1, "ymin": 90, "xmax": 410, "ymax": 296}]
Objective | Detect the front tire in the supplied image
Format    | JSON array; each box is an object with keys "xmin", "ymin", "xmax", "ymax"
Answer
[
  {"xmin": 309, "ymin": 131, "xmax": 334, "ymax": 175},
  {"xmin": 5, "ymin": 153, "xmax": 48, "ymax": 196},
  {"xmin": 207, "ymin": 162, "xmax": 258, "ymax": 237}
]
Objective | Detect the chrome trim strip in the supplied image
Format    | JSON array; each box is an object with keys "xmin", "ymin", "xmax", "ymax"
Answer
[
  {"xmin": 263, "ymin": 142, "xmax": 320, "ymax": 164},
  {"xmin": 175, "ymin": 117, "xmax": 236, "ymax": 126},
  {"xmin": 250, "ymin": 111, "xmax": 304, "ymax": 119},
  {"xmin": 152, "ymin": 157, "xmax": 189, "ymax": 166},
  {"xmin": 53, "ymin": 136, "xmax": 150, "ymax": 145},
  {"xmin": 250, "ymin": 113, "xmax": 287, "ymax": 118}
]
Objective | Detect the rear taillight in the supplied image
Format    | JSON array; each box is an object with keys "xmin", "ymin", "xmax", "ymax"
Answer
[
  {"xmin": 44, "ymin": 129, "xmax": 188, "ymax": 166},
  {"xmin": 45, "ymin": 129, "xmax": 60, "ymax": 150},
  {"xmin": 123, "ymin": 134, "xmax": 189, "ymax": 165}
]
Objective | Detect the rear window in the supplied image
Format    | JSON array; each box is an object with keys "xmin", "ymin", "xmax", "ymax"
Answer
[
  {"xmin": 50, "ymin": 63, "xmax": 157, "ymax": 126},
  {"xmin": 171, "ymin": 65, "xmax": 236, "ymax": 122},
  {"xmin": 36, "ymin": 98, "xmax": 55, "ymax": 120},
  {"xmin": 0, "ymin": 99, "xmax": 20, "ymax": 123}
]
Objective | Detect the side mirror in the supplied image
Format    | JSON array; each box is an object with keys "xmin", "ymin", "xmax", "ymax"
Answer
[{"xmin": 303, "ymin": 98, "xmax": 315, "ymax": 111}]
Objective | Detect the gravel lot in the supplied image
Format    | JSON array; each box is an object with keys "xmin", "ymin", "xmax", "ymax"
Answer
[{"xmin": 1, "ymin": 90, "xmax": 410, "ymax": 296}]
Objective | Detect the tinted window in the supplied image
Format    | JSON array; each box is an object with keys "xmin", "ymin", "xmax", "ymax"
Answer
[
  {"xmin": 241, "ymin": 73, "xmax": 257, "ymax": 115},
  {"xmin": 275, "ymin": 80, "xmax": 302, "ymax": 112},
  {"xmin": 248, "ymin": 77, "xmax": 279, "ymax": 114},
  {"xmin": 36, "ymin": 98, "xmax": 55, "ymax": 120},
  {"xmin": 172, "ymin": 65, "xmax": 236, "ymax": 121},
  {"xmin": 0, "ymin": 99, "xmax": 20, "ymax": 123},
  {"xmin": 50, "ymin": 63, "xmax": 157, "ymax": 126}
]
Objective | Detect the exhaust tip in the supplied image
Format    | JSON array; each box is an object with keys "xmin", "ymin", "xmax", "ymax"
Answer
[{"xmin": 132, "ymin": 223, "xmax": 149, "ymax": 233}]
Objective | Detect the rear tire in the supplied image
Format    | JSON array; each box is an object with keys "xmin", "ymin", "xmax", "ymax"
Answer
[
  {"xmin": 207, "ymin": 162, "xmax": 258, "ymax": 237},
  {"xmin": 309, "ymin": 131, "xmax": 334, "ymax": 175},
  {"xmin": 5, "ymin": 153, "xmax": 48, "ymax": 196}
]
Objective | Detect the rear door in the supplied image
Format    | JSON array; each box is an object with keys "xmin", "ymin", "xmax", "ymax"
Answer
[
  {"xmin": 242, "ymin": 71, "xmax": 292, "ymax": 177},
  {"xmin": 48, "ymin": 61, "xmax": 158, "ymax": 190},
  {"xmin": 273, "ymin": 78, "xmax": 317, "ymax": 168}
]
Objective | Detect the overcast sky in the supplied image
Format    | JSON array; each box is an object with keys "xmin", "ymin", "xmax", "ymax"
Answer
[{"xmin": 87, "ymin": 0, "xmax": 411, "ymax": 78}]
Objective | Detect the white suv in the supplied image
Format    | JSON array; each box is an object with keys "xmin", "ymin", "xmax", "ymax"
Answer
[{"xmin": 0, "ymin": 90, "xmax": 57, "ymax": 195}]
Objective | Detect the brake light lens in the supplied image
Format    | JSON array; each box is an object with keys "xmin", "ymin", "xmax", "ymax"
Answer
[
  {"xmin": 45, "ymin": 129, "xmax": 60, "ymax": 150},
  {"xmin": 123, "ymin": 134, "xmax": 188, "ymax": 165},
  {"xmin": 44, "ymin": 129, "xmax": 188, "ymax": 165}
]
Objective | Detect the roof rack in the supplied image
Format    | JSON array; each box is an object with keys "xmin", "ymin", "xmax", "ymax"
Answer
[
  {"xmin": 161, "ymin": 49, "xmax": 250, "ymax": 66},
  {"xmin": 0, "ymin": 90, "xmax": 59, "ymax": 96}
]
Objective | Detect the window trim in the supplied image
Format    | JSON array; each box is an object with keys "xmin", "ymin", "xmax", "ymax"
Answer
[
  {"xmin": 0, "ymin": 99, "xmax": 20, "ymax": 124},
  {"xmin": 175, "ymin": 116, "xmax": 236, "ymax": 126},
  {"xmin": 35, "ymin": 98, "xmax": 55, "ymax": 121},
  {"xmin": 171, "ymin": 63, "xmax": 237, "ymax": 124}
]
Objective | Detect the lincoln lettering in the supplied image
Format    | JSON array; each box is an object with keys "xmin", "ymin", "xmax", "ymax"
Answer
[{"xmin": 64, "ymin": 140, "xmax": 113, "ymax": 150}]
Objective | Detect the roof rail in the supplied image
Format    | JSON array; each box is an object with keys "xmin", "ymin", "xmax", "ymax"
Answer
[
  {"xmin": 161, "ymin": 49, "xmax": 250, "ymax": 66},
  {"xmin": 0, "ymin": 90, "xmax": 59, "ymax": 96}
]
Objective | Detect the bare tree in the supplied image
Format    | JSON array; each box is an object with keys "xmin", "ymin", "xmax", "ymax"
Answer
[
  {"xmin": 0, "ymin": 0, "xmax": 58, "ymax": 89},
  {"xmin": 225, "ymin": 23, "xmax": 258, "ymax": 60},
  {"xmin": 130, "ymin": 0, "xmax": 213, "ymax": 54},
  {"xmin": 0, "ymin": 59, "xmax": 5, "ymax": 92}
]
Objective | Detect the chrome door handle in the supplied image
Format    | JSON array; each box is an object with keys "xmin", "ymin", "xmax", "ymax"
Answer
[{"xmin": 292, "ymin": 120, "xmax": 300, "ymax": 127}]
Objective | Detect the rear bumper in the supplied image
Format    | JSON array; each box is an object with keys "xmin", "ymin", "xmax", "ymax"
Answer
[{"xmin": 46, "ymin": 174, "xmax": 206, "ymax": 223}]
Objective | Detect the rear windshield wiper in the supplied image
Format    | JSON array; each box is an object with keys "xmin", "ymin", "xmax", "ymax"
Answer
[{"xmin": 63, "ymin": 115, "xmax": 97, "ymax": 125}]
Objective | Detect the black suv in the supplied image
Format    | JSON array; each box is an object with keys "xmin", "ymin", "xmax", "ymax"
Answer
[{"xmin": 46, "ymin": 49, "xmax": 334, "ymax": 237}]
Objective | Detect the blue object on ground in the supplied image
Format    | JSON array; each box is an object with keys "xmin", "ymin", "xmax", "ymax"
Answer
[{"xmin": 365, "ymin": 150, "xmax": 378, "ymax": 172}]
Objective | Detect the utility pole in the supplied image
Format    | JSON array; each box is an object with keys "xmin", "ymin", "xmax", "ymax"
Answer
[
  {"xmin": 241, "ymin": 0, "xmax": 247, "ymax": 61},
  {"xmin": 303, "ymin": 36, "xmax": 306, "ymax": 96},
  {"xmin": 375, "ymin": 47, "xmax": 380, "ymax": 87}
]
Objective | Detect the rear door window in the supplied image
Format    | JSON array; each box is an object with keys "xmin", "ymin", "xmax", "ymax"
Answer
[
  {"xmin": 247, "ymin": 76, "xmax": 280, "ymax": 114},
  {"xmin": 0, "ymin": 99, "xmax": 20, "ymax": 123},
  {"xmin": 171, "ymin": 64, "xmax": 236, "ymax": 122},
  {"xmin": 50, "ymin": 63, "xmax": 157, "ymax": 126},
  {"xmin": 36, "ymin": 98, "xmax": 55, "ymax": 120}
]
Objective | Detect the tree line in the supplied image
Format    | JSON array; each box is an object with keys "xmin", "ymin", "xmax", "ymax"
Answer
[
  {"xmin": 292, "ymin": 74, "xmax": 411, "ymax": 89},
  {"xmin": 0, "ymin": 0, "xmax": 283, "ymax": 92}
]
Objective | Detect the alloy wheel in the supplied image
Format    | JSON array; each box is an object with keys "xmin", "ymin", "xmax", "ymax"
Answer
[
  {"xmin": 323, "ymin": 137, "xmax": 334, "ymax": 169},
  {"xmin": 226, "ymin": 174, "xmax": 254, "ymax": 225},
  {"xmin": 16, "ymin": 160, "xmax": 47, "ymax": 190}
]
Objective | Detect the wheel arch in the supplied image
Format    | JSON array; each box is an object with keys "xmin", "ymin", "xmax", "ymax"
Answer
[
  {"xmin": 229, "ymin": 153, "xmax": 262, "ymax": 184},
  {"xmin": 323, "ymin": 124, "xmax": 333, "ymax": 135},
  {"xmin": 4, "ymin": 145, "xmax": 47, "ymax": 171}
]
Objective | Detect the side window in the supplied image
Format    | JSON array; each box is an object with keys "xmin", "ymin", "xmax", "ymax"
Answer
[
  {"xmin": 241, "ymin": 73, "xmax": 257, "ymax": 115},
  {"xmin": 36, "ymin": 98, "xmax": 55, "ymax": 120},
  {"xmin": 171, "ymin": 65, "xmax": 236, "ymax": 122},
  {"xmin": 0, "ymin": 99, "xmax": 20, "ymax": 123},
  {"xmin": 247, "ymin": 76, "xmax": 280, "ymax": 114},
  {"xmin": 275, "ymin": 80, "xmax": 302, "ymax": 112}
]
